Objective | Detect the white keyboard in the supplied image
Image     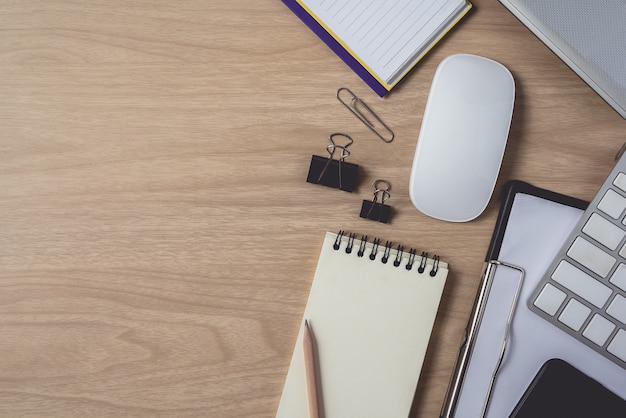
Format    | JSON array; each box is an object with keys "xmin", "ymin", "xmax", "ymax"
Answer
[{"xmin": 530, "ymin": 153, "xmax": 626, "ymax": 369}]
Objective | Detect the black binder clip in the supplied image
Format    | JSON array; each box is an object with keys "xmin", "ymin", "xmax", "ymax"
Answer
[
  {"xmin": 306, "ymin": 133, "xmax": 359, "ymax": 192},
  {"xmin": 360, "ymin": 179, "xmax": 392, "ymax": 223}
]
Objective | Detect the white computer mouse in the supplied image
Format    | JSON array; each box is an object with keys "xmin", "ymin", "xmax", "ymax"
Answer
[{"xmin": 409, "ymin": 54, "xmax": 515, "ymax": 222}]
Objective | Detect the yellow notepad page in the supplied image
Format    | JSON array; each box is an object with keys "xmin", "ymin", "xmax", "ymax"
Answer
[{"xmin": 276, "ymin": 231, "xmax": 449, "ymax": 418}]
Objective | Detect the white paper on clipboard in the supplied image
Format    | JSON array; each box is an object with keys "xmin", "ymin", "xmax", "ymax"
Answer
[{"xmin": 453, "ymin": 192, "xmax": 626, "ymax": 417}]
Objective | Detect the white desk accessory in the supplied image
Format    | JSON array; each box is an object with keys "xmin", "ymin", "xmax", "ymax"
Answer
[{"xmin": 409, "ymin": 54, "xmax": 515, "ymax": 222}]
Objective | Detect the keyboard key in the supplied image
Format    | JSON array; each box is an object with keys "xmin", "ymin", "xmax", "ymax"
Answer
[
  {"xmin": 598, "ymin": 189, "xmax": 626, "ymax": 219},
  {"xmin": 607, "ymin": 294, "xmax": 626, "ymax": 324},
  {"xmin": 533, "ymin": 283, "xmax": 566, "ymax": 316},
  {"xmin": 619, "ymin": 243, "xmax": 626, "ymax": 260},
  {"xmin": 531, "ymin": 156, "xmax": 626, "ymax": 369},
  {"xmin": 607, "ymin": 329, "xmax": 626, "ymax": 363},
  {"xmin": 567, "ymin": 236, "xmax": 616, "ymax": 278},
  {"xmin": 558, "ymin": 299, "xmax": 591, "ymax": 331},
  {"xmin": 610, "ymin": 263, "xmax": 626, "ymax": 292},
  {"xmin": 551, "ymin": 261, "xmax": 612, "ymax": 308},
  {"xmin": 614, "ymin": 172, "xmax": 626, "ymax": 193},
  {"xmin": 582, "ymin": 213, "xmax": 626, "ymax": 250},
  {"xmin": 583, "ymin": 314, "xmax": 616, "ymax": 346}
]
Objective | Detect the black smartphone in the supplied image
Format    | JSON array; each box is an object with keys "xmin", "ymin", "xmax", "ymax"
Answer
[{"xmin": 509, "ymin": 358, "xmax": 626, "ymax": 418}]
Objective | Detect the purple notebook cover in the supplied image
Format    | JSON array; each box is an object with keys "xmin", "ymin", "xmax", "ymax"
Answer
[{"xmin": 281, "ymin": 0, "xmax": 389, "ymax": 97}]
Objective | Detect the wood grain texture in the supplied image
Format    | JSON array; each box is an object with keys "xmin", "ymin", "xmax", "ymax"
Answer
[{"xmin": 1, "ymin": 1, "xmax": 624, "ymax": 416}]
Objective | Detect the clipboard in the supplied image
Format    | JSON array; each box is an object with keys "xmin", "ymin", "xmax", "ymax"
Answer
[{"xmin": 440, "ymin": 180, "xmax": 626, "ymax": 417}]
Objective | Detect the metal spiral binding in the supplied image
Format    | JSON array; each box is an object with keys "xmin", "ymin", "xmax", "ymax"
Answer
[
  {"xmin": 418, "ymin": 252, "xmax": 429, "ymax": 274},
  {"xmin": 430, "ymin": 255, "xmax": 440, "ymax": 277},
  {"xmin": 406, "ymin": 248, "xmax": 417, "ymax": 270},
  {"xmin": 369, "ymin": 238, "xmax": 381, "ymax": 261},
  {"xmin": 333, "ymin": 230, "xmax": 345, "ymax": 250},
  {"xmin": 345, "ymin": 232, "xmax": 356, "ymax": 254},
  {"xmin": 332, "ymin": 230, "xmax": 440, "ymax": 276},
  {"xmin": 393, "ymin": 245, "xmax": 404, "ymax": 267},
  {"xmin": 357, "ymin": 235, "xmax": 368, "ymax": 257},
  {"xmin": 381, "ymin": 241, "xmax": 392, "ymax": 264}
]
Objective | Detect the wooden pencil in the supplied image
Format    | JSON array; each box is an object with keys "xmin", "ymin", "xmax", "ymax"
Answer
[{"xmin": 303, "ymin": 319, "xmax": 321, "ymax": 418}]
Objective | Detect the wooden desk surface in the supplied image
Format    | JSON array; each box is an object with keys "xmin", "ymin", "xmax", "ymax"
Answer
[{"xmin": 1, "ymin": 1, "xmax": 624, "ymax": 416}]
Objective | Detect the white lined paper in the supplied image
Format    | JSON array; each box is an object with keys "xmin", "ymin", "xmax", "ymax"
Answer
[{"xmin": 300, "ymin": 0, "xmax": 467, "ymax": 83}]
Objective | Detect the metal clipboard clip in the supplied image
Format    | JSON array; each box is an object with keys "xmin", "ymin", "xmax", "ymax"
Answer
[
  {"xmin": 440, "ymin": 260, "xmax": 525, "ymax": 418},
  {"xmin": 336, "ymin": 87, "xmax": 394, "ymax": 143}
]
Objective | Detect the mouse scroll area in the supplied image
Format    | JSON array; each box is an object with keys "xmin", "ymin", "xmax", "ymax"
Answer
[{"xmin": 409, "ymin": 54, "xmax": 515, "ymax": 222}]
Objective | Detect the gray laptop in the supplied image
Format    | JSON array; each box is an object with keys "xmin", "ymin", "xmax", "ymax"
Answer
[{"xmin": 499, "ymin": 0, "xmax": 626, "ymax": 119}]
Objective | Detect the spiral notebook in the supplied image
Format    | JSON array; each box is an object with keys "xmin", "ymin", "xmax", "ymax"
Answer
[{"xmin": 276, "ymin": 231, "xmax": 449, "ymax": 418}]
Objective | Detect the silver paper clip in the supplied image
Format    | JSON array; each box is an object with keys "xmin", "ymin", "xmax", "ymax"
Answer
[{"xmin": 337, "ymin": 87, "xmax": 394, "ymax": 143}]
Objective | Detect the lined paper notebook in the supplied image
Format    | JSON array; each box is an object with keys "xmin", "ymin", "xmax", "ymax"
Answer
[
  {"xmin": 282, "ymin": 0, "xmax": 472, "ymax": 95},
  {"xmin": 276, "ymin": 231, "xmax": 449, "ymax": 418}
]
